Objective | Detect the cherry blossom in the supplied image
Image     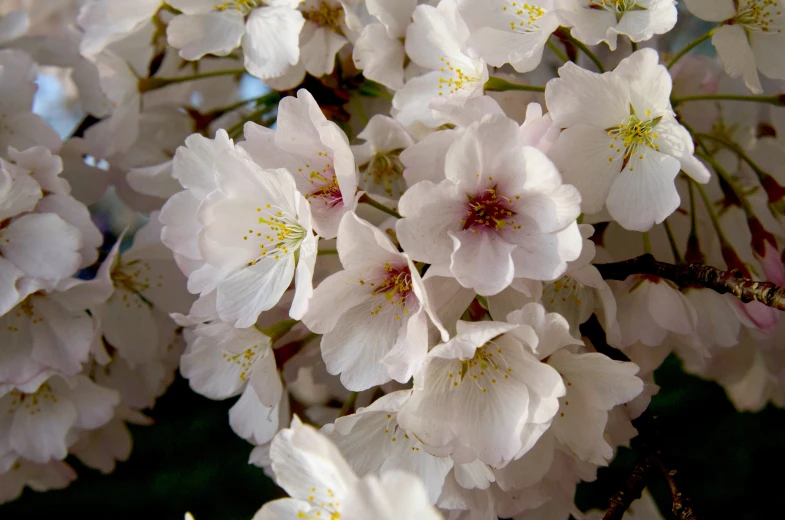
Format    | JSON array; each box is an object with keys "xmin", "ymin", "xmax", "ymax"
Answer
[
  {"xmin": 546, "ymin": 49, "xmax": 711, "ymax": 231},
  {"xmin": 397, "ymin": 113, "xmax": 582, "ymax": 296},
  {"xmin": 686, "ymin": 0, "xmax": 785, "ymax": 93}
]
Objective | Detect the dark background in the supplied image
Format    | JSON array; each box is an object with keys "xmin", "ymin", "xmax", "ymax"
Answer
[{"xmin": 2, "ymin": 355, "xmax": 783, "ymax": 519}]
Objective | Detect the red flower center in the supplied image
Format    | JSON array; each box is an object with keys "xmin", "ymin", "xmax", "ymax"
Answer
[{"xmin": 462, "ymin": 186, "xmax": 517, "ymax": 232}]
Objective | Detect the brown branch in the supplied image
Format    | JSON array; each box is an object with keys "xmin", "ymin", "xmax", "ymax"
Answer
[
  {"xmin": 602, "ymin": 456, "xmax": 654, "ymax": 520},
  {"xmin": 655, "ymin": 456, "xmax": 698, "ymax": 520},
  {"xmin": 581, "ymin": 316, "xmax": 701, "ymax": 520},
  {"xmin": 594, "ymin": 254, "xmax": 785, "ymax": 311}
]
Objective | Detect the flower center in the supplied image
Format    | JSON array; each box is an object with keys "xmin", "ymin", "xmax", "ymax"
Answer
[
  {"xmin": 303, "ymin": 153, "xmax": 344, "ymax": 208},
  {"xmin": 370, "ymin": 262, "xmax": 413, "ymax": 315},
  {"xmin": 462, "ymin": 185, "xmax": 519, "ymax": 233},
  {"xmin": 543, "ymin": 275, "xmax": 594, "ymax": 330},
  {"xmin": 221, "ymin": 343, "xmax": 265, "ymax": 382},
  {"xmin": 606, "ymin": 107, "xmax": 662, "ymax": 168},
  {"xmin": 502, "ymin": 2, "xmax": 547, "ymax": 32},
  {"xmin": 246, "ymin": 206, "xmax": 306, "ymax": 263},
  {"xmin": 113, "ymin": 260, "xmax": 163, "ymax": 307},
  {"xmin": 302, "ymin": 1, "xmax": 344, "ymax": 32},
  {"xmin": 213, "ymin": 0, "xmax": 261, "ymax": 15},
  {"xmin": 734, "ymin": 0, "xmax": 782, "ymax": 32},
  {"xmin": 588, "ymin": 0, "xmax": 646, "ymax": 21},
  {"xmin": 359, "ymin": 151, "xmax": 406, "ymax": 199},
  {"xmin": 448, "ymin": 342, "xmax": 513, "ymax": 393},
  {"xmin": 437, "ymin": 57, "xmax": 483, "ymax": 96},
  {"xmin": 6, "ymin": 384, "xmax": 56, "ymax": 415}
]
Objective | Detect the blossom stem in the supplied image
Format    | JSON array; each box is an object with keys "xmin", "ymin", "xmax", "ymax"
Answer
[
  {"xmin": 595, "ymin": 253, "xmax": 785, "ymax": 311},
  {"xmin": 350, "ymin": 94, "xmax": 369, "ymax": 127},
  {"xmin": 359, "ymin": 194, "xmax": 402, "ymax": 218},
  {"xmin": 694, "ymin": 133, "xmax": 778, "ymax": 191},
  {"xmin": 689, "ymin": 129, "xmax": 762, "ymax": 222},
  {"xmin": 318, "ymin": 248, "xmax": 338, "ymax": 255},
  {"xmin": 641, "ymin": 232, "xmax": 652, "ymax": 254},
  {"xmin": 693, "ymin": 181, "xmax": 726, "ymax": 239},
  {"xmin": 694, "ymin": 150, "xmax": 757, "ymax": 218},
  {"xmin": 226, "ymin": 105, "xmax": 276, "ymax": 139},
  {"xmin": 339, "ymin": 392, "xmax": 358, "ymax": 417},
  {"xmin": 259, "ymin": 319, "xmax": 299, "ymax": 342},
  {"xmin": 685, "ymin": 178, "xmax": 705, "ymax": 263},
  {"xmin": 693, "ymin": 180, "xmax": 748, "ymax": 274},
  {"xmin": 484, "ymin": 77, "xmax": 545, "ymax": 93},
  {"xmin": 666, "ymin": 27, "xmax": 716, "ymax": 70},
  {"xmin": 546, "ymin": 38, "xmax": 569, "ymax": 63},
  {"xmin": 274, "ymin": 333, "xmax": 319, "ymax": 370},
  {"xmin": 562, "ymin": 33, "xmax": 605, "ymax": 73},
  {"xmin": 138, "ymin": 69, "xmax": 247, "ymax": 93},
  {"xmin": 671, "ymin": 93, "xmax": 785, "ymax": 107},
  {"xmin": 662, "ymin": 219, "xmax": 683, "ymax": 264},
  {"xmin": 206, "ymin": 91, "xmax": 281, "ymax": 117}
]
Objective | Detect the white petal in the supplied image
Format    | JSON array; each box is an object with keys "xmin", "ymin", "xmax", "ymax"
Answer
[
  {"xmin": 397, "ymin": 180, "xmax": 464, "ymax": 265},
  {"xmin": 320, "ymin": 302, "xmax": 400, "ymax": 391},
  {"xmin": 449, "ymin": 230, "xmax": 516, "ymax": 296},
  {"xmin": 684, "ymin": 0, "xmax": 736, "ymax": 21},
  {"xmin": 300, "ymin": 25, "xmax": 348, "ymax": 77},
  {"xmin": 252, "ymin": 499, "xmax": 320, "ymax": 520},
  {"xmin": 249, "ymin": 349, "xmax": 283, "ymax": 409},
  {"xmin": 66, "ymin": 376, "xmax": 120, "ymax": 430},
  {"xmin": 545, "ymin": 61, "xmax": 630, "ymax": 128},
  {"xmin": 35, "ymin": 194, "xmax": 102, "ymax": 268},
  {"xmin": 401, "ymin": 129, "xmax": 457, "ymax": 185},
  {"xmin": 612, "ymin": 48, "xmax": 672, "ymax": 114},
  {"xmin": 229, "ymin": 385, "xmax": 280, "ymax": 445},
  {"xmin": 167, "ymin": 12, "xmax": 245, "ymax": 61},
  {"xmin": 31, "ymin": 296, "xmax": 93, "ymax": 376},
  {"xmin": 606, "ymin": 149, "xmax": 681, "ymax": 232},
  {"xmin": 353, "ymin": 24, "xmax": 405, "ymax": 90},
  {"xmin": 302, "ymin": 269, "xmax": 374, "ymax": 334},
  {"xmin": 509, "ymin": 222, "xmax": 582, "ymax": 281},
  {"xmin": 0, "ymin": 257, "xmax": 24, "ymax": 315},
  {"xmin": 750, "ymin": 32, "xmax": 785, "ymax": 80},
  {"xmin": 180, "ymin": 336, "xmax": 256, "ymax": 400},
  {"xmin": 0, "ymin": 164, "xmax": 41, "ymax": 221},
  {"xmin": 290, "ymin": 227, "xmax": 317, "ymax": 321},
  {"xmin": 269, "ymin": 417, "xmax": 357, "ymax": 502},
  {"xmin": 653, "ymin": 116, "xmax": 711, "ymax": 183},
  {"xmin": 216, "ymin": 256, "xmax": 296, "ymax": 328},
  {"xmin": 712, "ymin": 24, "xmax": 762, "ymax": 94},
  {"xmin": 368, "ymin": 0, "xmax": 417, "ymax": 37},
  {"xmin": 243, "ymin": 7, "xmax": 304, "ymax": 79},
  {"xmin": 548, "ymin": 125, "xmax": 620, "ymax": 214},
  {"xmin": 10, "ymin": 384, "xmax": 76, "ymax": 463},
  {"xmin": 0, "ymin": 213, "xmax": 81, "ymax": 283},
  {"xmin": 98, "ymin": 289, "xmax": 159, "ymax": 367},
  {"xmin": 343, "ymin": 470, "xmax": 443, "ymax": 520}
]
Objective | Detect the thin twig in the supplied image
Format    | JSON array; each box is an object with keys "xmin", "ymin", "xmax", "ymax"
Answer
[
  {"xmin": 655, "ymin": 456, "xmax": 699, "ymax": 520},
  {"xmin": 484, "ymin": 77, "xmax": 546, "ymax": 93},
  {"xmin": 603, "ymin": 456, "xmax": 653, "ymax": 520},
  {"xmin": 594, "ymin": 254, "xmax": 785, "ymax": 311},
  {"xmin": 581, "ymin": 317, "xmax": 700, "ymax": 520},
  {"xmin": 359, "ymin": 194, "xmax": 402, "ymax": 218},
  {"xmin": 339, "ymin": 392, "xmax": 358, "ymax": 417}
]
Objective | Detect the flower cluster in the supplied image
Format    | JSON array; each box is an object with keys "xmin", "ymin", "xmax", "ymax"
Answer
[{"xmin": 2, "ymin": 0, "xmax": 785, "ymax": 517}]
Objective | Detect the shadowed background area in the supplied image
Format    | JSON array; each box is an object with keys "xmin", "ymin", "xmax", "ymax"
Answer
[{"xmin": 1, "ymin": 355, "xmax": 783, "ymax": 519}]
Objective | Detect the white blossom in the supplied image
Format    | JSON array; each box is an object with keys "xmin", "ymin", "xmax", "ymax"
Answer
[
  {"xmin": 397, "ymin": 113, "xmax": 582, "ymax": 296},
  {"xmin": 557, "ymin": 0, "xmax": 677, "ymax": 51},
  {"xmin": 686, "ymin": 0, "xmax": 785, "ymax": 93},
  {"xmin": 546, "ymin": 49, "xmax": 711, "ymax": 231}
]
